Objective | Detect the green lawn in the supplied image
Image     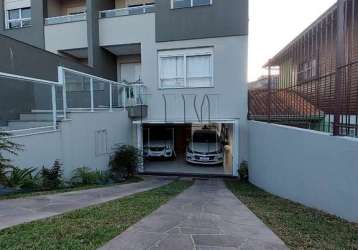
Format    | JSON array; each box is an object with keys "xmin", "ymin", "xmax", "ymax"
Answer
[
  {"xmin": 0, "ymin": 176, "xmax": 143, "ymax": 201},
  {"xmin": 226, "ymin": 180, "xmax": 358, "ymax": 249},
  {"xmin": 0, "ymin": 180, "xmax": 192, "ymax": 250}
]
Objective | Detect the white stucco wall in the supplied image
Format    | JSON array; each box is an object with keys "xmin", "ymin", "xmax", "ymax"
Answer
[
  {"xmin": 99, "ymin": 13, "xmax": 155, "ymax": 46},
  {"xmin": 249, "ymin": 121, "xmax": 358, "ymax": 222},
  {"xmin": 44, "ymin": 21, "xmax": 88, "ymax": 54},
  {"xmin": 8, "ymin": 110, "xmax": 131, "ymax": 178},
  {"xmin": 99, "ymin": 13, "xmax": 248, "ymax": 163}
]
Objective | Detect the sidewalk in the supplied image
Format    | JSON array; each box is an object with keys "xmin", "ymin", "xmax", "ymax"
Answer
[
  {"xmin": 100, "ymin": 179, "xmax": 287, "ymax": 250},
  {"xmin": 0, "ymin": 176, "xmax": 172, "ymax": 230}
]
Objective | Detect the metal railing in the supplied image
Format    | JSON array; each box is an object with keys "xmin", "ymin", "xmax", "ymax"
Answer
[
  {"xmin": 0, "ymin": 71, "xmax": 62, "ymax": 133},
  {"xmin": 161, "ymin": 93, "xmax": 219, "ymax": 123},
  {"xmin": 99, "ymin": 4, "xmax": 155, "ymax": 19},
  {"xmin": 59, "ymin": 67, "xmax": 146, "ymax": 119},
  {"xmin": 0, "ymin": 67, "xmax": 147, "ymax": 136},
  {"xmin": 249, "ymin": 0, "xmax": 358, "ymax": 138},
  {"xmin": 45, "ymin": 13, "xmax": 87, "ymax": 25}
]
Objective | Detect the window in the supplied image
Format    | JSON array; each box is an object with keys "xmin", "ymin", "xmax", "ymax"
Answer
[
  {"xmin": 297, "ymin": 59, "xmax": 317, "ymax": 82},
  {"xmin": 6, "ymin": 7, "xmax": 31, "ymax": 29},
  {"xmin": 171, "ymin": 0, "xmax": 212, "ymax": 9},
  {"xmin": 160, "ymin": 56, "xmax": 185, "ymax": 88},
  {"xmin": 159, "ymin": 48, "xmax": 213, "ymax": 89}
]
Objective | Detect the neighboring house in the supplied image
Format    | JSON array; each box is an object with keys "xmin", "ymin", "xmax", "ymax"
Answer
[
  {"xmin": 248, "ymin": 75, "xmax": 279, "ymax": 90},
  {"xmin": 251, "ymin": 0, "xmax": 358, "ymax": 137},
  {"xmin": 0, "ymin": 0, "xmax": 249, "ymax": 177}
]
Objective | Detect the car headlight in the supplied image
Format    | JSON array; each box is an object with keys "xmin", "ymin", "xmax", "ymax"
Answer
[{"xmin": 187, "ymin": 148, "xmax": 193, "ymax": 154}]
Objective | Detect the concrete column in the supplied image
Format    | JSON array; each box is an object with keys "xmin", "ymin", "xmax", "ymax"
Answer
[{"xmin": 86, "ymin": 0, "xmax": 117, "ymax": 80}]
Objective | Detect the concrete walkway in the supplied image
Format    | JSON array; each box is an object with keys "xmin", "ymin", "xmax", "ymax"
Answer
[
  {"xmin": 100, "ymin": 179, "xmax": 287, "ymax": 250},
  {"xmin": 0, "ymin": 176, "xmax": 172, "ymax": 230}
]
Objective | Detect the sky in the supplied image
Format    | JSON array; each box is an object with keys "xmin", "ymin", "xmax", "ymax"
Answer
[{"xmin": 248, "ymin": 0, "xmax": 337, "ymax": 82}]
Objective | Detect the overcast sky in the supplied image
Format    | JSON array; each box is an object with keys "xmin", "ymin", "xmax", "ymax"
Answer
[{"xmin": 248, "ymin": 0, "xmax": 337, "ymax": 81}]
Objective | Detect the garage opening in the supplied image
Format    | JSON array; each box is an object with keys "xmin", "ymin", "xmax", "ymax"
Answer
[{"xmin": 141, "ymin": 122, "xmax": 236, "ymax": 176}]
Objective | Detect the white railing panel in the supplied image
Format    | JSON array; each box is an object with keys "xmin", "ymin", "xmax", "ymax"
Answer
[
  {"xmin": 45, "ymin": 13, "xmax": 87, "ymax": 25},
  {"xmin": 99, "ymin": 4, "xmax": 155, "ymax": 19}
]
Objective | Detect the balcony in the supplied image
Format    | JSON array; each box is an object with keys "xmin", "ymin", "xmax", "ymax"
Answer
[
  {"xmin": 44, "ymin": 14, "xmax": 87, "ymax": 57},
  {"xmin": 99, "ymin": 4, "xmax": 155, "ymax": 19},
  {"xmin": 99, "ymin": 5, "xmax": 155, "ymax": 48},
  {"xmin": 45, "ymin": 13, "xmax": 86, "ymax": 26}
]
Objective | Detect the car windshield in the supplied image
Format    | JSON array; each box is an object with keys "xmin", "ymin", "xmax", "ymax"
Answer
[{"xmin": 193, "ymin": 131, "xmax": 218, "ymax": 143}]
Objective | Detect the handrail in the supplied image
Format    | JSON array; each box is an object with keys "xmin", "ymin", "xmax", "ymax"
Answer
[
  {"xmin": 162, "ymin": 94, "xmax": 168, "ymax": 123},
  {"xmin": 99, "ymin": 4, "xmax": 155, "ymax": 19},
  {"xmin": 0, "ymin": 67, "xmax": 148, "ymax": 135},
  {"xmin": 0, "ymin": 72, "xmax": 60, "ymax": 86},
  {"xmin": 193, "ymin": 95, "xmax": 200, "ymax": 122},
  {"xmin": 201, "ymin": 94, "xmax": 211, "ymax": 123},
  {"xmin": 181, "ymin": 94, "xmax": 186, "ymax": 123},
  {"xmin": 59, "ymin": 67, "xmax": 126, "ymax": 87},
  {"xmin": 45, "ymin": 13, "xmax": 87, "ymax": 25}
]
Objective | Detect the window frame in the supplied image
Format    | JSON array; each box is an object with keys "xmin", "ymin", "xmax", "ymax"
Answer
[
  {"xmin": 171, "ymin": 0, "xmax": 213, "ymax": 9},
  {"xmin": 158, "ymin": 47, "xmax": 214, "ymax": 90},
  {"xmin": 5, "ymin": 7, "xmax": 32, "ymax": 29}
]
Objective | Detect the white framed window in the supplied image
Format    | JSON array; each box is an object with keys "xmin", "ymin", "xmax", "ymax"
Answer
[
  {"xmin": 5, "ymin": 7, "xmax": 31, "ymax": 29},
  {"xmin": 158, "ymin": 47, "xmax": 214, "ymax": 89},
  {"xmin": 171, "ymin": 0, "xmax": 212, "ymax": 9}
]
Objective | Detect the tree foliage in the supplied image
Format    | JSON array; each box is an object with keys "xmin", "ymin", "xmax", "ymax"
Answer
[
  {"xmin": 0, "ymin": 131, "xmax": 23, "ymax": 185},
  {"xmin": 109, "ymin": 145, "xmax": 142, "ymax": 181}
]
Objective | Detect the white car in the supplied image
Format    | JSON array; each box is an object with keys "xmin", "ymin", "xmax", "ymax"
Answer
[
  {"xmin": 186, "ymin": 130, "xmax": 223, "ymax": 165},
  {"xmin": 143, "ymin": 140, "xmax": 175, "ymax": 160}
]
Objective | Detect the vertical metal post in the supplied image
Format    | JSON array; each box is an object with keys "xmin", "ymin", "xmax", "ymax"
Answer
[
  {"xmin": 123, "ymin": 86, "xmax": 127, "ymax": 108},
  {"xmin": 90, "ymin": 78, "xmax": 94, "ymax": 112},
  {"xmin": 58, "ymin": 67, "xmax": 67, "ymax": 120},
  {"xmin": 334, "ymin": 0, "xmax": 345, "ymax": 136},
  {"xmin": 267, "ymin": 63, "xmax": 272, "ymax": 122},
  {"xmin": 51, "ymin": 85, "xmax": 57, "ymax": 130},
  {"xmin": 109, "ymin": 83, "xmax": 113, "ymax": 112}
]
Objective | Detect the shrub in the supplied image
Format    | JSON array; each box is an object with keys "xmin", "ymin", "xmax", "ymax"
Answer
[
  {"xmin": 0, "ymin": 131, "xmax": 22, "ymax": 186},
  {"xmin": 71, "ymin": 167, "xmax": 110, "ymax": 186},
  {"xmin": 109, "ymin": 145, "xmax": 142, "ymax": 182},
  {"xmin": 6, "ymin": 166, "xmax": 38, "ymax": 190},
  {"xmin": 41, "ymin": 160, "xmax": 63, "ymax": 190},
  {"xmin": 239, "ymin": 161, "xmax": 249, "ymax": 181}
]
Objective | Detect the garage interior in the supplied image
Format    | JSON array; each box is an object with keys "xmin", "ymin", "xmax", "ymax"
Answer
[{"xmin": 142, "ymin": 123, "xmax": 234, "ymax": 176}]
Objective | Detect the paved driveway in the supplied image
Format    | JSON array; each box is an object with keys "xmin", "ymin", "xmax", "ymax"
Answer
[
  {"xmin": 0, "ymin": 176, "xmax": 172, "ymax": 230},
  {"xmin": 100, "ymin": 179, "xmax": 287, "ymax": 250}
]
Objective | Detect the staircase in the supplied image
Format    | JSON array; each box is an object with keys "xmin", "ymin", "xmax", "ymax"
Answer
[{"xmin": 0, "ymin": 111, "xmax": 65, "ymax": 134}]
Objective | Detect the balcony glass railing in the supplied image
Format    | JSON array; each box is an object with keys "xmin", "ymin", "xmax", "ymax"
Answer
[
  {"xmin": 99, "ymin": 4, "xmax": 155, "ymax": 19},
  {"xmin": 45, "ymin": 13, "xmax": 86, "ymax": 25},
  {"xmin": 0, "ymin": 67, "xmax": 147, "ymax": 136}
]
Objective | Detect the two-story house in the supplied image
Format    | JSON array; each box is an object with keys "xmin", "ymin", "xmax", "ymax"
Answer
[{"xmin": 0, "ymin": 0, "xmax": 248, "ymax": 177}]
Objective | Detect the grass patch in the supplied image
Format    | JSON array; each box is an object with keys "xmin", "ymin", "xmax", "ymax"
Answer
[
  {"xmin": 225, "ymin": 180, "xmax": 358, "ymax": 249},
  {"xmin": 0, "ymin": 180, "xmax": 192, "ymax": 250},
  {"xmin": 0, "ymin": 176, "xmax": 143, "ymax": 201}
]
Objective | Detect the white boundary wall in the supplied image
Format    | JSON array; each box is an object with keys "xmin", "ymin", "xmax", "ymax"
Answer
[
  {"xmin": 249, "ymin": 121, "xmax": 358, "ymax": 222},
  {"xmin": 7, "ymin": 111, "xmax": 131, "ymax": 178}
]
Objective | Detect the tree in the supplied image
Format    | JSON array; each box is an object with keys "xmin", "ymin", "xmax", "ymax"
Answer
[{"xmin": 0, "ymin": 131, "xmax": 22, "ymax": 185}]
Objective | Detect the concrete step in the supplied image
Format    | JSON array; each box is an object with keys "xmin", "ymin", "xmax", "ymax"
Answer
[
  {"xmin": 0, "ymin": 126, "xmax": 56, "ymax": 135},
  {"xmin": 19, "ymin": 113, "xmax": 65, "ymax": 121},
  {"xmin": 6, "ymin": 121, "xmax": 54, "ymax": 130}
]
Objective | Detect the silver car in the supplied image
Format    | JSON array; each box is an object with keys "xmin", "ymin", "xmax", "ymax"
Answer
[
  {"xmin": 143, "ymin": 140, "xmax": 175, "ymax": 160},
  {"xmin": 186, "ymin": 130, "xmax": 223, "ymax": 165}
]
